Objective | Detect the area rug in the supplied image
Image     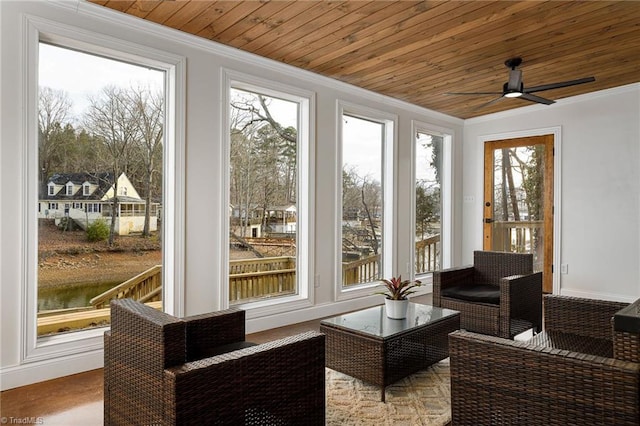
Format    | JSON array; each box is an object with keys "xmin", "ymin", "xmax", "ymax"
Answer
[{"xmin": 326, "ymin": 359, "xmax": 452, "ymax": 425}]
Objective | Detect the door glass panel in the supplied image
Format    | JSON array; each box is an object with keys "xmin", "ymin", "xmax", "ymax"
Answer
[{"xmin": 491, "ymin": 145, "xmax": 544, "ymax": 272}]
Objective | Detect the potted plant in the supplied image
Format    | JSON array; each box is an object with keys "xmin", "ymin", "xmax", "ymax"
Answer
[{"xmin": 375, "ymin": 276, "xmax": 422, "ymax": 319}]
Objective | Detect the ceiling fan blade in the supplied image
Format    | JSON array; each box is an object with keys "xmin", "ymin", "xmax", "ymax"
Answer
[
  {"xmin": 519, "ymin": 93, "xmax": 555, "ymax": 105},
  {"xmin": 446, "ymin": 91, "xmax": 503, "ymax": 96},
  {"xmin": 525, "ymin": 77, "xmax": 595, "ymax": 93},
  {"xmin": 473, "ymin": 96, "xmax": 505, "ymax": 111}
]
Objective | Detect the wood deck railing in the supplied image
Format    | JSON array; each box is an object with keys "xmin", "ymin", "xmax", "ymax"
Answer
[
  {"xmin": 342, "ymin": 235, "xmax": 441, "ymax": 285},
  {"xmin": 342, "ymin": 254, "xmax": 381, "ymax": 286},
  {"xmin": 229, "ymin": 256, "xmax": 297, "ymax": 303},
  {"xmin": 229, "ymin": 256, "xmax": 295, "ymax": 274},
  {"xmin": 491, "ymin": 220, "xmax": 543, "ymax": 253},
  {"xmin": 415, "ymin": 234, "xmax": 441, "ymax": 274},
  {"xmin": 37, "ymin": 301, "xmax": 162, "ymax": 336},
  {"xmin": 42, "ymin": 236, "xmax": 442, "ymax": 334},
  {"xmin": 89, "ymin": 264, "xmax": 162, "ymax": 309},
  {"xmin": 491, "ymin": 220, "xmax": 543, "ymax": 270}
]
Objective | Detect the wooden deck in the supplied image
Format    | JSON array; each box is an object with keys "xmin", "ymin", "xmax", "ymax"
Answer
[
  {"xmin": 37, "ymin": 236, "xmax": 441, "ymax": 335},
  {"xmin": 37, "ymin": 301, "xmax": 162, "ymax": 335}
]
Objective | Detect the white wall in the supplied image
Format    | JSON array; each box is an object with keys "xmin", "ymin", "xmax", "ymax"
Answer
[
  {"xmin": 0, "ymin": 1, "xmax": 463, "ymax": 388},
  {"xmin": 462, "ymin": 84, "xmax": 640, "ymax": 302}
]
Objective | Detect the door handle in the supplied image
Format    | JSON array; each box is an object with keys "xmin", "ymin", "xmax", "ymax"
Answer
[{"xmin": 484, "ymin": 218, "xmax": 494, "ymax": 224}]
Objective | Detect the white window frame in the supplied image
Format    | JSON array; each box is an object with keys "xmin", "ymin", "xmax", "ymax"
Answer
[
  {"xmin": 22, "ymin": 16, "xmax": 185, "ymax": 363},
  {"xmin": 83, "ymin": 183, "xmax": 90, "ymax": 196},
  {"xmin": 221, "ymin": 69, "xmax": 316, "ymax": 318},
  {"xmin": 410, "ymin": 121, "xmax": 454, "ymax": 283},
  {"xmin": 66, "ymin": 182, "xmax": 73, "ymax": 195},
  {"xmin": 335, "ymin": 101, "xmax": 397, "ymax": 301},
  {"xmin": 47, "ymin": 183, "xmax": 55, "ymax": 195}
]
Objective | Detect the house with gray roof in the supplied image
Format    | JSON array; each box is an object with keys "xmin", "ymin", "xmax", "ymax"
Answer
[{"xmin": 38, "ymin": 172, "xmax": 158, "ymax": 235}]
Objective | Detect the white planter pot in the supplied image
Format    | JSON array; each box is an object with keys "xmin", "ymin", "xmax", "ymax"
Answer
[{"xmin": 385, "ymin": 298, "xmax": 409, "ymax": 319}]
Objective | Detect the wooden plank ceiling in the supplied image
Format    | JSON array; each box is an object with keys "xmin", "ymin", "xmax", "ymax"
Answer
[{"xmin": 90, "ymin": 1, "xmax": 640, "ymax": 119}]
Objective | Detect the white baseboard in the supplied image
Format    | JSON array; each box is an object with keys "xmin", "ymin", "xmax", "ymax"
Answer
[
  {"xmin": 559, "ymin": 287, "xmax": 637, "ymax": 303},
  {"xmin": 0, "ymin": 350, "xmax": 103, "ymax": 391}
]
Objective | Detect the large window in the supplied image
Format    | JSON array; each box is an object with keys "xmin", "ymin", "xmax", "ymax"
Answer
[
  {"xmin": 412, "ymin": 124, "xmax": 452, "ymax": 277},
  {"xmin": 37, "ymin": 42, "xmax": 165, "ymax": 335},
  {"xmin": 226, "ymin": 76, "xmax": 313, "ymax": 311},
  {"xmin": 339, "ymin": 105, "xmax": 395, "ymax": 294},
  {"xmin": 24, "ymin": 18, "xmax": 183, "ymax": 363}
]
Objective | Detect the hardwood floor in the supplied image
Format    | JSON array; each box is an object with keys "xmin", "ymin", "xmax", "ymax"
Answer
[{"xmin": 0, "ymin": 295, "xmax": 431, "ymax": 424}]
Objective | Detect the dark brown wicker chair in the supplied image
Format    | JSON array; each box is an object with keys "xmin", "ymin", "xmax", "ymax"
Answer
[
  {"xmin": 104, "ymin": 299, "xmax": 325, "ymax": 425},
  {"xmin": 449, "ymin": 295, "xmax": 640, "ymax": 425},
  {"xmin": 433, "ymin": 250, "xmax": 542, "ymax": 338}
]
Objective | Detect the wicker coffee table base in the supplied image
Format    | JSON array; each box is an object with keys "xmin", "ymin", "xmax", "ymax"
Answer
[{"xmin": 321, "ymin": 308, "xmax": 460, "ymax": 402}]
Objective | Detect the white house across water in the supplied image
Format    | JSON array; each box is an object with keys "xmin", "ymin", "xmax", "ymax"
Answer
[{"xmin": 38, "ymin": 172, "xmax": 158, "ymax": 235}]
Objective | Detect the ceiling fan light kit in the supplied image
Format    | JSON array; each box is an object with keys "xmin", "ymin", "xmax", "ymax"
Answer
[
  {"xmin": 503, "ymin": 90, "xmax": 522, "ymax": 98},
  {"xmin": 447, "ymin": 57, "xmax": 595, "ymax": 110}
]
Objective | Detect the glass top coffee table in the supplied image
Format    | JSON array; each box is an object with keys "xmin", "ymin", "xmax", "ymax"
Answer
[{"xmin": 320, "ymin": 302, "xmax": 460, "ymax": 402}]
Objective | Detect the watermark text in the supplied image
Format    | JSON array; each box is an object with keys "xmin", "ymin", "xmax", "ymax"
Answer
[{"xmin": 1, "ymin": 417, "xmax": 45, "ymax": 425}]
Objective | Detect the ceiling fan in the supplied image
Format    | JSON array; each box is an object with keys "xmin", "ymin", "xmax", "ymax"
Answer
[{"xmin": 447, "ymin": 57, "xmax": 595, "ymax": 109}]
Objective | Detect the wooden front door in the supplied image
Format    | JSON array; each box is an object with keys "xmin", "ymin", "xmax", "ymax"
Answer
[{"xmin": 483, "ymin": 135, "xmax": 554, "ymax": 293}]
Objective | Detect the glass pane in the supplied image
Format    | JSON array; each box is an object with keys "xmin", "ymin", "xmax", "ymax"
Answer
[
  {"xmin": 491, "ymin": 145, "xmax": 544, "ymax": 271},
  {"xmin": 415, "ymin": 132, "xmax": 443, "ymax": 274},
  {"xmin": 37, "ymin": 43, "xmax": 165, "ymax": 336},
  {"xmin": 228, "ymin": 88, "xmax": 299, "ymax": 304},
  {"xmin": 321, "ymin": 303, "xmax": 459, "ymax": 338},
  {"xmin": 341, "ymin": 114, "xmax": 384, "ymax": 287}
]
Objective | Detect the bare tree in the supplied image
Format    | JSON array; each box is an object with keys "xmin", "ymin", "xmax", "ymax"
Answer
[
  {"xmin": 229, "ymin": 95, "xmax": 259, "ymax": 238},
  {"xmin": 233, "ymin": 93, "xmax": 296, "ymax": 144},
  {"xmin": 230, "ymin": 128, "xmax": 259, "ymax": 237},
  {"xmin": 83, "ymin": 86, "xmax": 139, "ymax": 245},
  {"xmin": 229, "ymin": 90, "xmax": 298, "ymax": 239},
  {"xmin": 129, "ymin": 87, "xmax": 164, "ymax": 237},
  {"xmin": 38, "ymin": 87, "xmax": 72, "ymax": 196},
  {"xmin": 415, "ymin": 133, "xmax": 443, "ymax": 238},
  {"xmin": 342, "ymin": 167, "xmax": 382, "ymax": 255},
  {"xmin": 359, "ymin": 176, "xmax": 381, "ymax": 255}
]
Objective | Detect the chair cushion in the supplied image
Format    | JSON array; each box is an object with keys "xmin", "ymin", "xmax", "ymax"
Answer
[{"xmin": 441, "ymin": 284, "xmax": 500, "ymax": 305}]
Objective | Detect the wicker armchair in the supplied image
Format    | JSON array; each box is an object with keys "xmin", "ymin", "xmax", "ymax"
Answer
[
  {"xmin": 433, "ymin": 250, "xmax": 542, "ymax": 338},
  {"xmin": 104, "ymin": 299, "xmax": 325, "ymax": 425},
  {"xmin": 449, "ymin": 295, "xmax": 640, "ymax": 425}
]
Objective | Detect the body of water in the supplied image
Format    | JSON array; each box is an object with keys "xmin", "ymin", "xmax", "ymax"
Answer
[{"xmin": 38, "ymin": 282, "xmax": 118, "ymax": 311}]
